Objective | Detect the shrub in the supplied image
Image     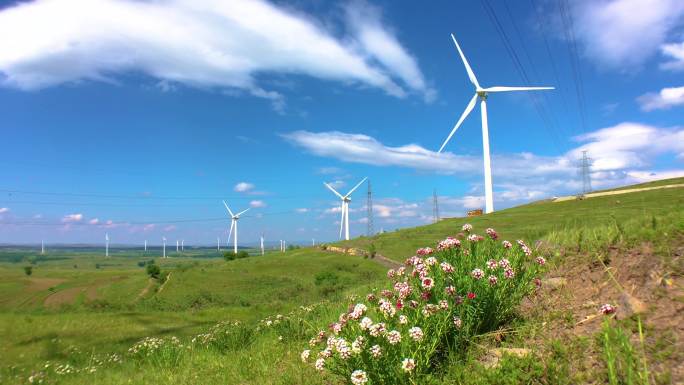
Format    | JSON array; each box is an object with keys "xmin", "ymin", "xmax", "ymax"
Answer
[
  {"xmin": 23, "ymin": 265, "xmax": 33, "ymax": 276},
  {"xmin": 302, "ymin": 225, "xmax": 544, "ymax": 384},
  {"xmin": 146, "ymin": 262, "xmax": 161, "ymax": 279}
]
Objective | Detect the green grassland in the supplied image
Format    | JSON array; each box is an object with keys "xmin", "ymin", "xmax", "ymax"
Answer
[
  {"xmin": 0, "ymin": 177, "xmax": 682, "ymax": 384},
  {"xmin": 337, "ymin": 177, "xmax": 684, "ymax": 261}
]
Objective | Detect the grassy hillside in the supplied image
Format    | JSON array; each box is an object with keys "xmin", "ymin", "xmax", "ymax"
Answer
[
  {"xmin": 1, "ymin": 178, "xmax": 682, "ymax": 384},
  {"xmin": 337, "ymin": 177, "xmax": 684, "ymax": 261}
]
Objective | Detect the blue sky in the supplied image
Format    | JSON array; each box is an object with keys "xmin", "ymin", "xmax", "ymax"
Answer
[{"xmin": 1, "ymin": 0, "xmax": 683, "ymax": 245}]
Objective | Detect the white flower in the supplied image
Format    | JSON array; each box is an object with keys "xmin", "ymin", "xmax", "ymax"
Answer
[
  {"xmin": 351, "ymin": 370, "xmax": 368, "ymax": 385},
  {"xmin": 471, "ymin": 268, "xmax": 484, "ymax": 279},
  {"xmin": 421, "ymin": 277, "xmax": 434, "ymax": 290},
  {"xmin": 314, "ymin": 358, "xmax": 325, "ymax": 371},
  {"xmin": 425, "ymin": 256, "xmax": 438, "ymax": 266},
  {"xmin": 359, "ymin": 317, "xmax": 373, "ymax": 330},
  {"xmin": 399, "ymin": 315, "xmax": 408, "ymax": 324},
  {"xmin": 440, "ymin": 262, "xmax": 454, "ymax": 273},
  {"xmin": 386, "ymin": 330, "xmax": 401, "ymax": 345},
  {"xmin": 408, "ymin": 327, "xmax": 424, "ymax": 341},
  {"xmin": 453, "ymin": 316, "xmax": 462, "ymax": 328},
  {"xmin": 401, "ymin": 358, "xmax": 416, "ymax": 372},
  {"xmin": 370, "ymin": 344, "xmax": 382, "ymax": 358},
  {"xmin": 462, "ymin": 223, "xmax": 473, "ymax": 232},
  {"xmin": 369, "ymin": 323, "xmax": 386, "ymax": 337},
  {"xmin": 301, "ymin": 350, "xmax": 310, "ymax": 362}
]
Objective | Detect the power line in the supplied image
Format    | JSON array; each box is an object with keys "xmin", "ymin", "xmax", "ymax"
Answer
[
  {"xmin": 557, "ymin": 0, "xmax": 588, "ymax": 133},
  {"xmin": 367, "ymin": 180, "xmax": 374, "ymax": 236}
]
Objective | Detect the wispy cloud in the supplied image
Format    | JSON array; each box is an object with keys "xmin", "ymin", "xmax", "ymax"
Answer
[
  {"xmin": 284, "ymin": 122, "xmax": 684, "ymax": 200},
  {"xmin": 234, "ymin": 182, "xmax": 255, "ymax": 193},
  {"xmin": 249, "ymin": 200, "xmax": 266, "ymax": 208},
  {"xmin": 0, "ymin": 207, "xmax": 9, "ymax": 214},
  {"xmin": 88, "ymin": 218, "xmax": 100, "ymax": 225},
  {"xmin": 637, "ymin": 86, "xmax": 684, "ymax": 110},
  {"xmin": 0, "ymin": 0, "xmax": 431, "ymax": 110},
  {"xmin": 570, "ymin": 0, "xmax": 684, "ymax": 70},
  {"xmin": 62, "ymin": 213, "xmax": 83, "ymax": 223},
  {"xmin": 661, "ymin": 41, "xmax": 684, "ymax": 70}
]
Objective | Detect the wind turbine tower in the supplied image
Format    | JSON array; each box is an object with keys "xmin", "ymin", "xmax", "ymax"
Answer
[
  {"xmin": 438, "ymin": 34, "xmax": 554, "ymax": 214},
  {"xmin": 181, "ymin": 240, "xmax": 184, "ymax": 252},
  {"xmin": 260, "ymin": 234, "xmax": 264, "ymax": 256},
  {"xmin": 41, "ymin": 240, "xmax": 45, "ymax": 255},
  {"xmin": 105, "ymin": 233, "xmax": 110, "ymax": 257},
  {"xmin": 217, "ymin": 237, "xmax": 220, "ymax": 252},
  {"xmin": 144, "ymin": 240, "xmax": 147, "ymax": 252},
  {"xmin": 324, "ymin": 177, "xmax": 368, "ymax": 240},
  {"xmin": 222, "ymin": 201, "xmax": 250, "ymax": 254},
  {"xmin": 176, "ymin": 240, "xmax": 179, "ymax": 253},
  {"xmin": 162, "ymin": 237, "xmax": 167, "ymax": 258}
]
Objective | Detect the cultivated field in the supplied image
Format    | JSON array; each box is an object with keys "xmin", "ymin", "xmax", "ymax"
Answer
[{"xmin": 0, "ymin": 178, "xmax": 682, "ymax": 384}]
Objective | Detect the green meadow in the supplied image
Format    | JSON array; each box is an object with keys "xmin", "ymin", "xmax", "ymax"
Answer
[{"xmin": 0, "ymin": 177, "xmax": 682, "ymax": 384}]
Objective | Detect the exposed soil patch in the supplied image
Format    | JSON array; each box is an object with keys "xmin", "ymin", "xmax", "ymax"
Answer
[
  {"xmin": 24, "ymin": 277, "xmax": 66, "ymax": 292},
  {"xmin": 523, "ymin": 241, "xmax": 684, "ymax": 383},
  {"xmin": 43, "ymin": 276, "xmax": 127, "ymax": 308}
]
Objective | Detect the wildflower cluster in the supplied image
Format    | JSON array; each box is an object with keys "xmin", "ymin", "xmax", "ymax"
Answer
[{"xmin": 303, "ymin": 225, "xmax": 544, "ymax": 384}]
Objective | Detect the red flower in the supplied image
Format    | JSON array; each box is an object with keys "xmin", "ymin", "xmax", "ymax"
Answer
[
  {"xmin": 396, "ymin": 300, "xmax": 404, "ymax": 310},
  {"xmin": 420, "ymin": 291, "xmax": 431, "ymax": 300},
  {"xmin": 467, "ymin": 292, "xmax": 476, "ymax": 300}
]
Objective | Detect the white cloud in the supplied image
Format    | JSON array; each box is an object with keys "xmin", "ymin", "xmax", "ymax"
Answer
[
  {"xmin": 0, "ymin": 207, "xmax": 9, "ymax": 214},
  {"xmin": 344, "ymin": 0, "xmax": 435, "ymax": 101},
  {"xmin": 571, "ymin": 0, "xmax": 684, "ymax": 69},
  {"xmin": 249, "ymin": 200, "xmax": 266, "ymax": 208},
  {"xmin": 164, "ymin": 225, "xmax": 177, "ymax": 232},
  {"xmin": 234, "ymin": 182, "xmax": 255, "ymax": 192},
  {"xmin": 62, "ymin": 213, "xmax": 83, "ymax": 223},
  {"xmin": 0, "ymin": 0, "xmax": 430, "ymax": 108},
  {"xmin": 143, "ymin": 224, "xmax": 156, "ymax": 232},
  {"xmin": 661, "ymin": 41, "xmax": 684, "ymax": 70},
  {"xmin": 285, "ymin": 122, "xmax": 684, "ymax": 204},
  {"xmin": 295, "ymin": 208, "xmax": 310, "ymax": 213},
  {"xmin": 88, "ymin": 218, "xmax": 99, "ymax": 225},
  {"xmin": 637, "ymin": 86, "xmax": 684, "ymax": 110}
]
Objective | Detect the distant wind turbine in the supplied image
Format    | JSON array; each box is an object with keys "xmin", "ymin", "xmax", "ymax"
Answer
[
  {"xmin": 324, "ymin": 177, "xmax": 367, "ymax": 240},
  {"xmin": 41, "ymin": 240, "xmax": 45, "ymax": 255},
  {"xmin": 438, "ymin": 34, "xmax": 554, "ymax": 214},
  {"xmin": 144, "ymin": 239, "xmax": 147, "ymax": 252},
  {"xmin": 217, "ymin": 237, "xmax": 221, "ymax": 252},
  {"xmin": 162, "ymin": 236, "xmax": 167, "ymax": 258},
  {"xmin": 260, "ymin": 234, "xmax": 264, "ymax": 256},
  {"xmin": 222, "ymin": 201, "xmax": 250, "ymax": 254},
  {"xmin": 105, "ymin": 233, "xmax": 109, "ymax": 257}
]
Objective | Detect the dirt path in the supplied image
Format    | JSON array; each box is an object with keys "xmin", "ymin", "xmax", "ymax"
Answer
[
  {"xmin": 553, "ymin": 183, "xmax": 684, "ymax": 202},
  {"xmin": 135, "ymin": 278, "xmax": 156, "ymax": 302}
]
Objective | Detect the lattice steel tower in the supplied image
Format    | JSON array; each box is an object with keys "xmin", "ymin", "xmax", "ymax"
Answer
[
  {"xmin": 367, "ymin": 180, "xmax": 374, "ymax": 236},
  {"xmin": 578, "ymin": 150, "xmax": 593, "ymax": 195},
  {"xmin": 433, "ymin": 189, "xmax": 440, "ymax": 223}
]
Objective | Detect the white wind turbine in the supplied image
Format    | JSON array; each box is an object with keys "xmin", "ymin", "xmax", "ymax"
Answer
[
  {"xmin": 439, "ymin": 34, "xmax": 554, "ymax": 214},
  {"xmin": 324, "ymin": 177, "xmax": 367, "ymax": 240},
  {"xmin": 105, "ymin": 233, "xmax": 110, "ymax": 257},
  {"xmin": 222, "ymin": 201, "xmax": 250, "ymax": 254}
]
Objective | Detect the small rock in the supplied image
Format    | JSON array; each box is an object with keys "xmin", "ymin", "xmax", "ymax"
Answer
[
  {"xmin": 482, "ymin": 348, "xmax": 531, "ymax": 368},
  {"xmin": 543, "ymin": 277, "xmax": 567, "ymax": 290},
  {"xmin": 618, "ymin": 292, "xmax": 648, "ymax": 318}
]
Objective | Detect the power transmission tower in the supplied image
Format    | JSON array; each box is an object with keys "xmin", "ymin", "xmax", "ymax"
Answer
[
  {"xmin": 578, "ymin": 150, "xmax": 593, "ymax": 195},
  {"xmin": 433, "ymin": 189, "xmax": 440, "ymax": 223},
  {"xmin": 367, "ymin": 180, "xmax": 374, "ymax": 236}
]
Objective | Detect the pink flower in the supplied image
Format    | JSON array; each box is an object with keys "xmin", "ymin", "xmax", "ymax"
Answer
[
  {"xmin": 453, "ymin": 316, "xmax": 462, "ymax": 328},
  {"xmin": 534, "ymin": 278, "xmax": 542, "ymax": 289},
  {"xmin": 387, "ymin": 269, "xmax": 396, "ymax": 279},
  {"xmin": 416, "ymin": 247, "xmax": 434, "ymax": 256},
  {"xmin": 502, "ymin": 240, "xmax": 512, "ymax": 249},
  {"xmin": 421, "ymin": 277, "xmax": 434, "ymax": 290},
  {"xmin": 437, "ymin": 237, "xmax": 461, "ymax": 250},
  {"xmin": 462, "ymin": 223, "xmax": 473, "ymax": 232},
  {"xmin": 420, "ymin": 291, "xmax": 431, "ymax": 301},
  {"xmin": 504, "ymin": 268, "xmax": 515, "ymax": 279},
  {"xmin": 425, "ymin": 257, "xmax": 438, "ymax": 266},
  {"xmin": 454, "ymin": 295, "xmax": 464, "ymax": 305},
  {"xmin": 366, "ymin": 293, "xmax": 376, "ymax": 302},
  {"xmin": 499, "ymin": 258, "xmax": 511, "ymax": 269},
  {"xmin": 486, "ymin": 228, "xmax": 498, "ymax": 240},
  {"xmin": 535, "ymin": 256, "xmax": 546, "ymax": 266},
  {"xmin": 409, "ymin": 300, "xmax": 419, "ymax": 308},
  {"xmin": 445, "ymin": 285, "xmax": 456, "ymax": 295},
  {"xmin": 471, "ymin": 268, "xmax": 484, "ymax": 280},
  {"xmin": 486, "ymin": 259, "xmax": 498, "ymax": 270},
  {"xmin": 439, "ymin": 299, "xmax": 449, "ymax": 310},
  {"xmin": 600, "ymin": 304, "xmax": 616, "ymax": 315},
  {"xmin": 488, "ymin": 275, "xmax": 498, "ymax": 286},
  {"xmin": 467, "ymin": 234, "xmax": 482, "ymax": 242},
  {"xmin": 440, "ymin": 262, "xmax": 454, "ymax": 273}
]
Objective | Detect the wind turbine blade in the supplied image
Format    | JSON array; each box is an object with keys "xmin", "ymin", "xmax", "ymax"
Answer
[
  {"xmin": 451, "ymin": 34, "xmax": 479, "ymax": 88},
  {"xmin": 482, "ymin": 86, "xmax": 554, "ymax": 92},
  {"xmin": 228, "ymin": 220, "xmax": 235, "ymax": 242},
  {"xmin": 222, "ymin": 200, "xmax": 234, "ymax": 217},
  {"xmin": 323, "ymin": 182, "xmax": 344, "ymax": 199},
  {"xmin": 438, "ymin": 93, "xmax": 478, "ymax": 153},
  {"xmin": 339, "ymin": 203, "xmax": 345, "ymax": 239},
  {"xmin": 236, "ymin": 208, "xmax": 250, "ymax": 216},
  {"xmin": 345, "ymin": 177, "xmax": 368, "ymax": 197}
]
